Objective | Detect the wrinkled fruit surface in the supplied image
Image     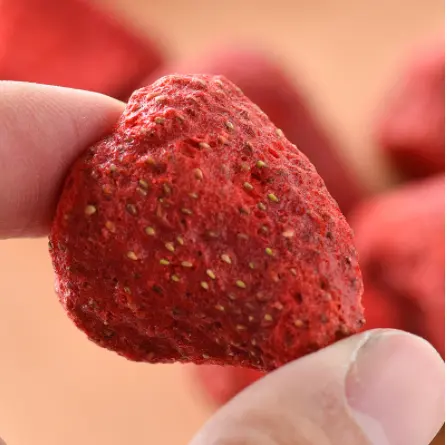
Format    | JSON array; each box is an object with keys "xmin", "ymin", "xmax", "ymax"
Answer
[
  {"xmin": 376, "ymin": 40, "xmax": 445, "ymax": 179},
  {"xmin": 149, "ymin": 48, "xmax": 365, "ymax": 213},
  {"xmin": 350, "ymin": 175, "xmax": 445, "ymax": 356},
  {"xmin": 50, "ymin": 74, "xmax": 364, "ymax": 371},
  {"xmin": 192, "ymin": 365, "xmax": 264, "ymax": 405},
  {"xmin": 0, "ymin": 0, "xmax": 163, "ymax": 99}
]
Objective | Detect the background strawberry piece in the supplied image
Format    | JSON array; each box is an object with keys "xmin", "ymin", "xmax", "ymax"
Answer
[
  {"xmin": 147, "ymin": 48, "xmax": 365, "ymax": 214},
  {"xmin": 0, "ymin": 0, "xmax": 165, "ymax": 99},
  {"xmin": 350, "ymin": 175, "xmax": 445, "ymax": 356},
  {"xmin": 375, "ymin": 40, "xmax": 445, "ymax": 179},
  {"xmin": 191, "ymin": 365, "xmax": 264, "ymax": 406},
  {"xmin": 360, "ymin": 287, "xmax": 407, "ymax": 332}
]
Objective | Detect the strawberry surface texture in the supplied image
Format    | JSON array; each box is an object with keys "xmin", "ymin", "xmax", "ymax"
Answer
[
  {"xmin": 50, "ymin": 74, "xmax": 364, "ymax": 371},
  {"xmin": 149, "ymin": 49, "xmax": 365, "ymax": 213}
]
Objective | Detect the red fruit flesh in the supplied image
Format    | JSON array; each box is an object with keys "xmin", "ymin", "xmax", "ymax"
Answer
[
  {"xmin": 376, "ymin": 41, "xmax": 445, "ymax": 179},
  {"xmin": 0, "ymin": 0, "xmax": 164, "ymax": 99},
  {"xmin": 148, "ymin": 49, "xmax": 365, "ymax": 214},
  {"xmin": 192, "ymin": 365, "xmax": 264, "ymax": 405},
  {"xmin": 350, "ymin": 175, "xmax": 445, "ymax": 355},
  {"xmin": 50, "ymin": 74, "xmax": 364, "ymax": 371}
]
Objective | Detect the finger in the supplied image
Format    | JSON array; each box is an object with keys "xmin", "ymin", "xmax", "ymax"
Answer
[
  {"xmin": 0, "ymin": 81, "xmax": 124, "ymax": 239},
  {"xmin": 191, "ymin": 329, "xmax": 445, "ymax": 445}
]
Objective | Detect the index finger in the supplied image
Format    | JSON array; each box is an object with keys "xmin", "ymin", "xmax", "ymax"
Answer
[{"xmin": 0, "ymin": 81, "xmax": 124, "ymax": 239}]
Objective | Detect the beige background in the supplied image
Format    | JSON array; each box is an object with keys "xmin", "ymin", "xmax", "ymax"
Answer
[{"xmin": 0, "ymin": 1, "xmax": 444, "ymax": 444}]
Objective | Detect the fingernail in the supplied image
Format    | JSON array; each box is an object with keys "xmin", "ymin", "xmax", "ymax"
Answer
[{"xmin": 346, "ymin": 330, "xmax": 444, "ymax": 445}]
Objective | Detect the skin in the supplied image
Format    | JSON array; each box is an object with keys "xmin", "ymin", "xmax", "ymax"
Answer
[{"xmin": 0, "ymin": 81, "xmax": 444, "ymax": 444}]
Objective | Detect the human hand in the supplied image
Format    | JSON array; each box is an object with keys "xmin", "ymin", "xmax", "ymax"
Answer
[{"xmin": 0, "ymin": 82, "xmax": 444, "ymax": 445}]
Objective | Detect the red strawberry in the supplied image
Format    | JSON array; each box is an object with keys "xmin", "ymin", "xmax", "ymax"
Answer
[
  {"xmin": 0, "ymin": 0, "xmax": 164, "ymax": 99},
  {"xmin": 148, "ymin": 48, "xmax": 365, "ymax": 214},
  {"xmin": 192, "ymin": 365, "xmax": 264, "ymax": 405},
  {"xmin": 376, "ymin": 40, "xmax": 445, "ymax": 179},
  {"xmin": 360, "ymin": 287, "xmax": 405, "ymax": 332},
  {"xmin": 50, "ymin": 74, "xmax": 364, "ymax": 371},
  {"xmin": 350, "ymin": 175, "xmax": 445, "ymax": 356}
]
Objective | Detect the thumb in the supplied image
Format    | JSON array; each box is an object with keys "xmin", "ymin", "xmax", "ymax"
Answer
[
  {"xmin": 191, "ymin": 329, "xmax": 445, "ymax": 445},
  {"xmin": 0, "ymin": 81, "xmax": 124, "ymax": 238}
]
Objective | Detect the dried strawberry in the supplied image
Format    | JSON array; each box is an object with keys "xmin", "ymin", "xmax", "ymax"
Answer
[
  {"xmin": 376, "ymin": 40, "xmax": 445, "ymax": 179},
  {"xmin": 148, "ymin": 48, "xmax": 365, "ymax": 213},
  {"xmin": 50, "ymin": 74, "xmax": 364, "ymax": 371},
  {"xmin": 191, "ymin": 365, "xmax": 264, "ymax": 405},
  {"xmin": 350, "ymin": 175, "xmax": 445, "ymax": 356},
  {"xmin": 0, "ymin": 0, "xmax": 164, "ymax": 99}
]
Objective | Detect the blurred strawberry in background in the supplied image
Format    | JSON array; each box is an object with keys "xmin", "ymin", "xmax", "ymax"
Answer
[
  {"xmin": 0, "ymin": 0, "xmax": 165, "ymax": 99},
  {"xmin": 375, "ymin": 39, "xmax": 445, "ymax": 179},
  {"xmin": 191, "ymin": 365, "xmax": 265, "ymax": 406},
  {"xmin": 148, "ymin": 48, "xmax": 366, "ymax": 215},
  {"xmin": 350, "ymin": 175, "xmax": 445, "ymax": 357}
]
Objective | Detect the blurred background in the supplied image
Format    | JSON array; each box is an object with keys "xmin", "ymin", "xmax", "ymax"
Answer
[{"xmin": 0, "ymin": 0, "xmax": 444, "ymax": 444}]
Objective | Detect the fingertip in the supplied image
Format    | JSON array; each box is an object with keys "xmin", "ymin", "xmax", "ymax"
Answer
[
  {"xmin": 346, "ymin": 330, "xmax": 445, "ymax": 445},
  {"xmin": 0, "ymin": 82, "xmax": 125, "ymax": 238},
  {"xmin": 190, "ymin": 330, "xmax": 445, "ymax": 445}
]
